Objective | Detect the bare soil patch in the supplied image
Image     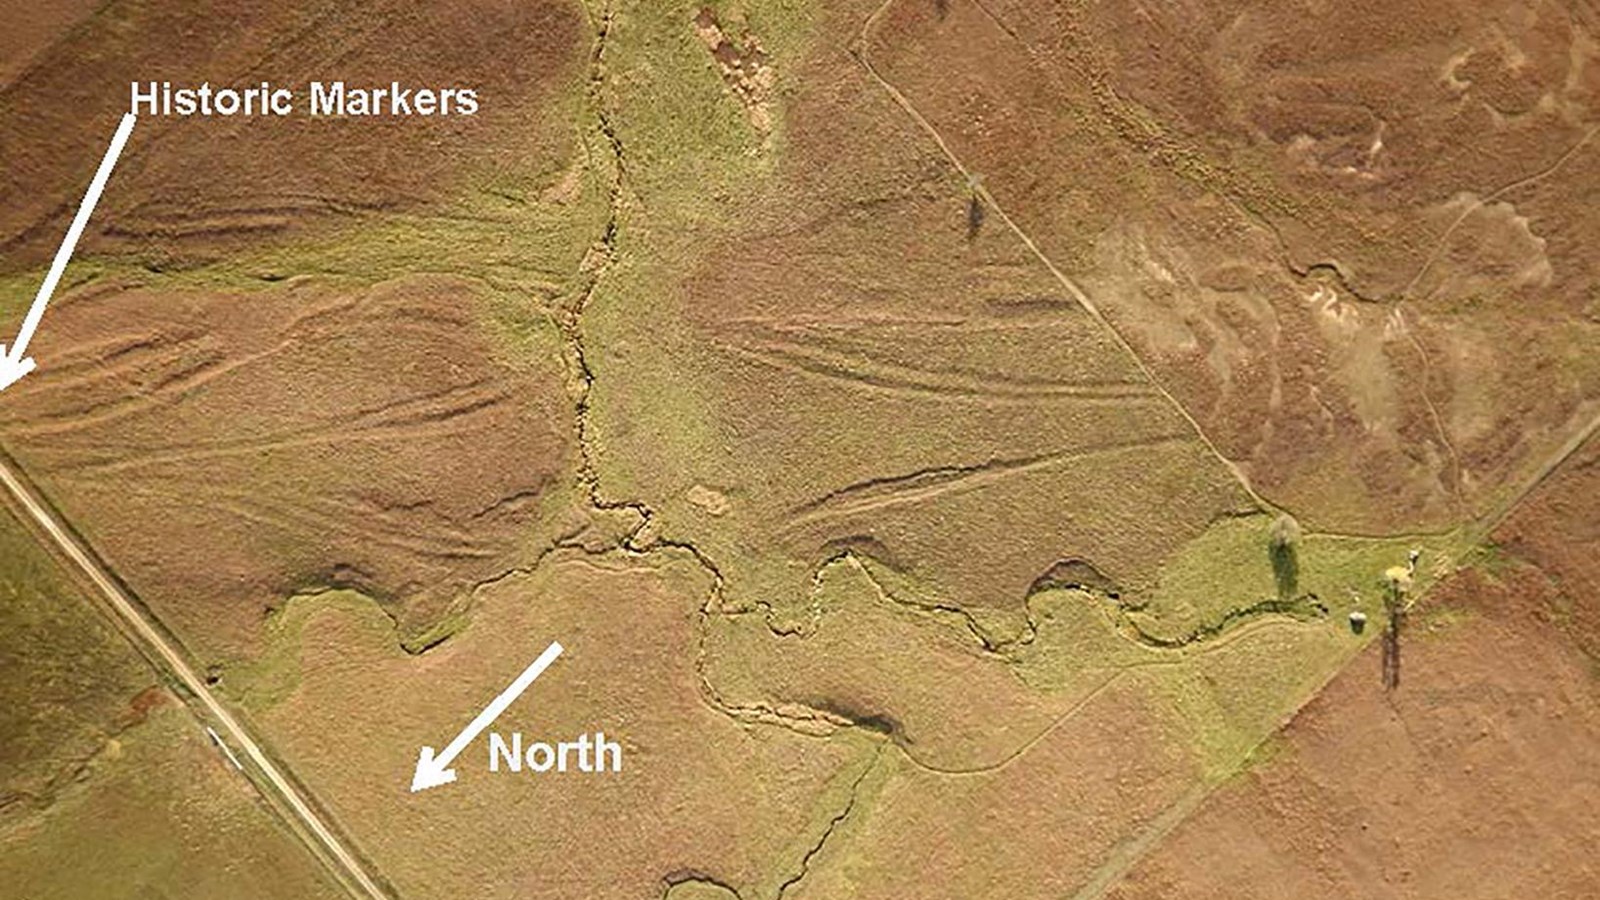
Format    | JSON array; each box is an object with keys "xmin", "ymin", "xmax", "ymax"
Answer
[{"xmin": 860, "ymin": 0, "xmax": 1600, "ymax": 533}]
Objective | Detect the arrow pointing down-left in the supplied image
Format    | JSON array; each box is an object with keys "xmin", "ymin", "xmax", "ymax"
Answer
[
  {"xmin": 1, "ymin": 112, "xmax": 137, "ymax": 392},
  {"xmin": 411, "ymin": 641, "xmax": 565, "ymax": 792}
]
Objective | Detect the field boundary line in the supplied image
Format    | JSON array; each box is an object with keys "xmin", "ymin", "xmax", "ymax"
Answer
[
  {"xmin": 0, "ymin": 448, "xmax": 390, "ymax": 900},
  {"xmin": 849, "ymin": 19, "xmax": 1270, "ymax": 514}
]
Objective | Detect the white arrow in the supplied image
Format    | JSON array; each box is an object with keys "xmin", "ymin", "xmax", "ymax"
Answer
[
  {"xmin": 1, "ymin": 112, "xmax": 137, "ymax": 392},
  {"xmin": 411, "ymin": 640, "xmax": 564, "ymax": 792}
]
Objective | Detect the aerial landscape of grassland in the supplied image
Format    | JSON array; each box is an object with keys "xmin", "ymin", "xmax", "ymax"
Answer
[
  {"xmin": 1109, "ymin": 432, "xmax": 1600, "ymax": 898},
  {"xmin": 2, "ymin": 0, "xmax": 1598, "ymax": 897},
  {"xmin": 862, "ymin": 0, "xmax": 1600, "ymax": 535},
  {"xmin": 229, "ymin": 556, "xmax": 880, "ymax": 899},
  {"xmin": 0, "ymin": 504, "xmax": 340, "ymax": 898}
]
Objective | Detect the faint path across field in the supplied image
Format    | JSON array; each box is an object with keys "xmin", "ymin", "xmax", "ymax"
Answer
[
  {"xmin": 850, "ymin": 3, "xmax": 1600, "ymax": 897},
  {"xmin": 0, "ymin": 449, "xmax": 389, "ymax": 900}
]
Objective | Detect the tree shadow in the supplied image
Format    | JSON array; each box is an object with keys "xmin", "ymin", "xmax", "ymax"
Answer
[{"xmin": 1270, "ymin": 540, "xmax": 1299, "ymax": 600}]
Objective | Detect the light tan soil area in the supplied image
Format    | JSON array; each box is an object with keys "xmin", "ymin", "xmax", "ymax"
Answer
[
  {"xmin": 0, "ymin": 505, "xmax": 340, "ymax": 898},
  {"xmin": 860, "ymin": 0, "xmax": 1600, "ymax": 534}
]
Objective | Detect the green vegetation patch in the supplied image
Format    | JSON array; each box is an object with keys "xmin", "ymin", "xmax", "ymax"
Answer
[
  {"xmin": 0, "ymin": 704, "xmax": 341, "ymax": 899},
  {"xmin": 583, "ymin": 0, "xmax": 821, "ymax": 511},
  {"xmin": 1131, "ymin": 512, "xmax": 1464, "ymax": 642},
  {"xmin": 1132, "ymin": 619, "xmax": 1352, "ymax": 783},
  {"xmin": 0, "ymin": 505, "xmax": 155, "ymax": 806},
  {"xmin": 225, "ymin": 588, "xmax": 397, "ymax": 712}
]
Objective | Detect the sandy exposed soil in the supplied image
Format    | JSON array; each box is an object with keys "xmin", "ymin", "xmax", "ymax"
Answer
[{"xmin": 861, "ymin": 0, "xmax": 1600, "ymax": 534}]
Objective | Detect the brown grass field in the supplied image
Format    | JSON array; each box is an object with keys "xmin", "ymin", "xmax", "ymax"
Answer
[{"xmin": 1108, "ymin": 433, "xmax": 1600, "ymax": 899}]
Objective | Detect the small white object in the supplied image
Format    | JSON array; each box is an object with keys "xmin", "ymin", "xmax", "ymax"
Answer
[{"xmin": 206, "ymin": 726, "xmax": 244, "ymax": 770}]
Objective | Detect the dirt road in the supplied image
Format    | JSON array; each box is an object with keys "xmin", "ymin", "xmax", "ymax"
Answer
[{"xmin": 0, "ymin": 451, "xmax": 389, "ymax": 900}]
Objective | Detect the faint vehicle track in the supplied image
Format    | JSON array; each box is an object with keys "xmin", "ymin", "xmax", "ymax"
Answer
[
  {"xmin": 0, "ymin": 450, "xmax": 388, "ymax": 900},
  {"xmin": 1402, "ymin": 123, "xmax": 1600, "ymax": 298},
  {"xmin": 1474, "ymin": 400, "xmax": 1600, "ymax": 541},
  {"xmin": 841, "ymin": 6, "xmax": 1600, "ymax": 899},
  {"xmin": 7, "ymin": 335, "xmax": 293, "ymax": 437},
  {"xmin": 6, "ymin": 291, "xmax": 374, "ymax": 439},
  {"xmin": 849, "ymin": 2, "xmax": 1272, "ymax": 516},
  {"xmin": 783, "ymin": 434, "xmax": 1193, "ymax": 531},
  {"xmin": 48, "ymin": 377, "xmax": 510, "ymax": 476},
  {"xmin": 713, "ymin": 329, "xmax": 1162, "ymax": 404},
  {"xmin": 97, "ymin": 480, "xmax": 495, "ymax": 564}
]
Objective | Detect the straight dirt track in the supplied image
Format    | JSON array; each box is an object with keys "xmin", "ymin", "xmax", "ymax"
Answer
[{"xmin": 0, "ymin": 450, "xmax": 389, "ymax": 900}]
